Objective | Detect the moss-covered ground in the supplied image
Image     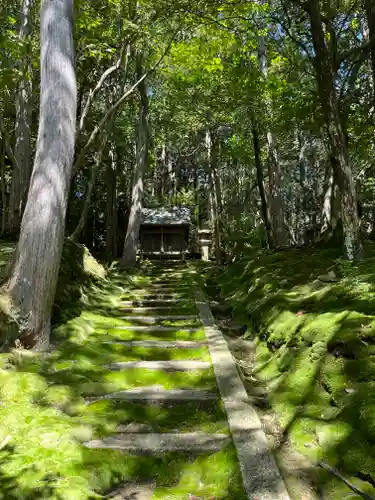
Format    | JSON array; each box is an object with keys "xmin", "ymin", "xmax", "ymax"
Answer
[
  {"xmin": 0, "ymin": 247, "xmax": 246, "ymax": 500},
  {"xmin": 205, "ymin": 243, "xmax": 375, "ymax": 499}
]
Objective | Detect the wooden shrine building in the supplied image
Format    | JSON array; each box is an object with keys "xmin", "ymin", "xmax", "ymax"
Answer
[{"xmin": 139, "ymin": 207, "xmax": 191, "ymax": 259}]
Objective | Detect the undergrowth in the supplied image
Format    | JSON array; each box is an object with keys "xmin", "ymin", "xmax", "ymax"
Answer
[{"xmin": 206, "ymin": 243, "xmax": 375, "ymax": 499}]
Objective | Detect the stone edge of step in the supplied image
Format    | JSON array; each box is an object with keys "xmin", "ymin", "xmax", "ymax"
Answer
[
  {"xmin": 105, "ymin": 360, "xmax": 211, "ymax": 372},
  {"xmin": 84, "ymin": 431, "xmax": 230, "ymax": 453},
  {"xmin": 111, "ymin": 325, "xmax": 200, "ymax": 331},
  {"xmin": 85, "ymin": 386, "xmax": 219, "ymax": 403},
  {"xmin": 195, "ymin": 290, "xmax": 291, "ymax": 500},
  {"xmin": 102, "ymin": 339, "xmax": 208, "ymax": 348}
]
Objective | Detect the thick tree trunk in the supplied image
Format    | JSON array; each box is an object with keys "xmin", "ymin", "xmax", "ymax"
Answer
[
  {"xmin": 252, "ymin": 122, "xmax": 274, "ymax": 248},
  {"xmin": 5, "ymin": 0, "xmax": 76, "ymax": 350},
  {"xmin": 106, "ymin": 145, "xmax": 118, "ymax": 261},
  {"xmin": 121, "ymin": 54, "xmax": 149, "ymax": 267},
  {"xmin": 8, "ymin": 0, "xmax": 34, "ymax": 234},
  {"xmin": 307, "ymin": 0, "xmax": 361, "ymax": 259}
]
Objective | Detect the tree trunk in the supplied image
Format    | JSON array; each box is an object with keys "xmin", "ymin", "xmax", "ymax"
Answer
[
  {"xmin": 257, "ymin": 34, "xmax": 288, "ymax": 247},
  {"xmin": 252, "ymin": 122, "xmax": 274, "ymax": 248},
  {"xmin": 206, "ymin": 129, "xmax": 222, "ymax": 264},
  {"xmin": 8, "ymin": 0, "xmax": 34, "ymax": 234},
  {"xmin": 307, "ymin": 0, "xmax": 361, "ymax": 259},
  {"xmin": 321, "ymin": 161, "xmax": 335, "ymax": 234},
  {"xmin": 70, "ymin": 143, "xmax": 105, "ymax": 242},
  {"xmin": 365, "ymin": 0, "xmax": 375, "ymax": 117},
  {"xmin": 0, "ymin": 141, "xmax": 6, "ymax": 235},
  {"xmin": 168, "ymin": 154, "xmax": 175, "ymax": 199},
  {"xmin": 5, "ymin": 0, "xmax": 76, "ymax": 350},
  {"xmin": 267, "ymin": 131, "xmax": 288, "ymax": 247},
  {"xmin": 106, "ymin": 145, "xmax": 118, "ymax": 261},
  {"xmin": 160, "ymin": 143, "xmax": 166, "ymax": 199},
  {"xmin": 120, "ymin": 53, "xmax": 149, "ymax": 267}
]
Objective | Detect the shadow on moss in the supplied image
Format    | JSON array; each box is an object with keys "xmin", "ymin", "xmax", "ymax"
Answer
[
  {"xmin": 0, "ymin": 259, "xmax": 246, "ymax": 500},
  {"xmin": 208, "ymin": 243, "xmax": 375, "ymax": 499}
]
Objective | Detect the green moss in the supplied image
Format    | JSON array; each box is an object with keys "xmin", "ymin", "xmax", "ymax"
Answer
[
  {"xmin": 58, "ymin": 343, "xmax": 210, "ymax": 363},
  {"xmin": 94, "ymin": 326, "xmax": 206, "ymax": 341},
  {"xmin": 72, "ymin": 367, "xmax": 218, "ymax": 396},
  {"xmin": 0, "ymin": 255, "xmax": 238, "ymax": 499},
  {"xmin": 82, "ymin": 445, "xmax": 247, "ymax": 500},
  {"xmin": 209, "ymin": 244, "xmax": 375, "ymax": 497},
  {"xmin": 83, "ymin": 399, "xmax": 229, "ymax": 435}
]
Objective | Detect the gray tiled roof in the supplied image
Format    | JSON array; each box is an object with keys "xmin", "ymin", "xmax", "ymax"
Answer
[{"xmin": 141, "ymin": 207, "xmax": 191, "ymax": 225}]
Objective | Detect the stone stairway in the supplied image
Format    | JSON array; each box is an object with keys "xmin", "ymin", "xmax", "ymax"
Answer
[{"xmin": 83, "ymin": 261, "xmax": 290, "ymax": 499}]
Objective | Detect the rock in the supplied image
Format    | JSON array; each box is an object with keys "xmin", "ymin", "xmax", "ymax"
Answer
[{"xmin": 317, "ymin": 270, "xmax": 339, "ymax": 283}]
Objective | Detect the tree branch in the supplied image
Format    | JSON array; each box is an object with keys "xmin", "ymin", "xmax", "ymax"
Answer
[
  {"xmin": 319, "ymin": 461, "xmax": 374, "ymax": 500},
  {"xmin": 73, "ymin": 31, "xmax": 178, "ymax": 174},
  {"xmin": 79, "ymin": 39, "xmax": 132, "ymax": 133}
]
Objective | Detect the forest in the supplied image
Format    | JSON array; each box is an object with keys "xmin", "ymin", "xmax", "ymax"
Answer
[{"xmin": 1, "ymin": 0, "xmax": 375, "ymax": 499}]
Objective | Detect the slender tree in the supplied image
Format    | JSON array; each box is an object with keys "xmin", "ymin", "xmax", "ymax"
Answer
[
  {"xmin": 257, "ymin": 34, "xmax": 288, "ymax": 247},
  {"xmin": 8, "ymin": 0, "xmax": 34, "ymax": 234},
  {"xmin": 252, "ymin": 121, "xmax": 274, "ymax": 247},
  {"xmin": 121, "ymin": 51, "xmax": 149, "ymax": 267}
]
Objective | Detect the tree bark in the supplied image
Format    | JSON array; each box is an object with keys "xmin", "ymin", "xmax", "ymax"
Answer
[
  {"xmin": 120, "ymin": 53, "xmax": 149, "ymax": 267},
  {"xmin": 168, "ymin": 154, "xmax": 176, "ymax": 199},
  {"xmin": 70, "ymin": 143, "xmax": 105, "ymax": 242},
  {"xmin": 365, "ymin": 0, "xmax": 375, "ymax": 117},
  {"xmin": 160, "ymin": 143, "xmax": 166, "ymax": 199},
  {"xmin": 321, "ymin": 161, "xmax": 335, "ymax": 234},
  {"xmin": 0, "ymin": 141, "xmax": 6, "ymax": 235},
  {"xmin": 5, "ymin": 0, "xmax": 76, "ymax": 350},
  {"xmin": 106, "ymin": 145, "xmax": 118, "ymax": 261},
  {"xmin": 307, "ymin": 0, "xmax": 361, "ymax": 259},
  {"xmin": 206, "ymin": 129, "xmax": 222, "ymax": 264},
  {"xmin": 252, "ymin": 122, "xmax": 274, "ymax": 248},
  {"xmin": 257, "ymin": 34, "xmax": 288, "ymax": 247},
  {"xmin": 8, "ymin": 0, "xmax": 34, "ymax": 234},
  {"xmin": 267, "ymin": 131, "xmax": 288, "ymax": 247}
]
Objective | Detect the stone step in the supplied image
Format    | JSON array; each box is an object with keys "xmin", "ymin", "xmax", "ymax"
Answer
[
  {"xmin": 106, "ymin": 360, "xmax": 211, "ymax": 372},
  {"xmin": 121, "ymin": 299, "xmax": 190, "ymax": 306},
  {"xmin": 84, "ymin": 432, "xmax": 230, "ymax": 454},
  {"xmin": 86, "ymin": 386, "xmax": 219, "ymax": 402},
  {"xmin": 111, "ymin": 325, "xmax": 199, "ymax": 332},
  {"xmin": 119, "ymin": 307, "xmax": 194, "ymax": 313},
  {"xmin": 144, "ymin": 282, "xmax": 191, "ymax": 287},
  {"xmin": 119, "ymin": 315, "xmax": 199, "ymax": 323},
  {"xmin": 103, "ymin": 340, "xmax": 207, "ymax": 348},
  {"xmin": 103, "ymin": 481, "xmax": 154, "ymax": 500},
  {"xmin": 131, "ymin": 294, "xmax": 188, "ymax": 299},
  {"xmin": 147, "ymin": 282, "xmax": 190, "ymax": 286},
  {"xmin": 130, "ymin": 288, "xmax": 191, "ymax": 294}
]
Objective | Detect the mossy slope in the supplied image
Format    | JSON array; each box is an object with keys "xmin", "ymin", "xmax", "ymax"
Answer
[{"xmin": 208, "ymin": 244, "xmax": 375, "ymax": 498}]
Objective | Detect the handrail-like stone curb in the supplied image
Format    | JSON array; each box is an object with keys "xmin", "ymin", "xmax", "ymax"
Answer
[{"xmin": 195, "ymin": 290, "xmax": 290, "ymax": 500}]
